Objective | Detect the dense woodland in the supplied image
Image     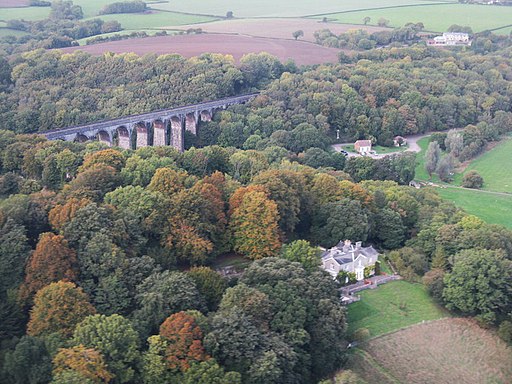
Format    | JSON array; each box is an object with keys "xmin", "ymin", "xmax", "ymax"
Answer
[{"xmin": 1, "ymin": 16, "xmax": 512, "ymax": 383}]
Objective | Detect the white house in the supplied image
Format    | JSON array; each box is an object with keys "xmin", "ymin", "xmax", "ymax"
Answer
[
  {"xmin": 321, "ymin": 240, "xmax": 379, "ymax": 281},
  {"xmin": 428, "ymin": 32, "xmax": 471, "ymax": 47},
  {"xmin": 354, "ymin": 140, "xmax": 372, "ymax": 155}
]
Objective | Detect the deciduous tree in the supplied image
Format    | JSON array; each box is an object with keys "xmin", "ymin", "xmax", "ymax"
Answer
[
  {"xmin": 27, "ymin": 281, "xmax": 95, "ymax": 337},
  {"xmin": 20, "ymin": 233, "xmax": 78, "ymax": 301},
  {"xmin": 159, "ymin": 312, "xmax": 209, "ymax": 372},
  {"xmin": 188, "ymin": 267, "xmax": 227, "ymax": 312},
  {"xmin": 72, "ymin": 314, "xmax": 139, "ymax": 384},
  {"xmin": 443, "ymin": 249, "xmax": 512, "ymax": 323},
  {"xmin": 52, "ymin": 345, "xmax": 113, "ymax": 383},
  {"xmin": 230, "ymin": 190, "xmax": 281, "ymax": 259}
]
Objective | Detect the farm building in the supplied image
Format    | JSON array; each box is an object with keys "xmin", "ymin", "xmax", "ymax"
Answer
[
  {"xmin": 321, "ymin": 240, "xmax": 379, "ymax": 281},
  {"xmin": 427, "ymin": 32, "xmax": 471, "ymax": 46},
  {"xmin": 393, "ymin": 135, "xmax": 407, "ymax": 147},
  {"xmin": 354, "ymin": 139, "xmax": 372, "ymax": 154}
]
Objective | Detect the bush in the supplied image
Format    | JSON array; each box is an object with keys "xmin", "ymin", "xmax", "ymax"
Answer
[
  {"xmin": 99, "ymin": 1, "xmax": 146, "ymax": 15},
  {"xmin": 462, "ymin": 170, "xmax": 483, "ymax": 189},
  {"xmin": 498, "ymin": 320, "xmax": 512, "ymax": 343},
  {"xmin": 422, "ymin": 268, "xmax": 445, "ymax": 303},
  {"xmin": 352, "ymin": 328, "xmax": 370, "ymax": 341}
]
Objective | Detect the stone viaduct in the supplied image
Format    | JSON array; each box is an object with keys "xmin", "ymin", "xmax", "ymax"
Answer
[{"xmin": 43, "ymin": 93, "xmax": 258, "ymax": 152}]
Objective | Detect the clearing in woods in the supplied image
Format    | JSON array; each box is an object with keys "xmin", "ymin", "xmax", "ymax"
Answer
[{"xmin": 348, "ymin": 318, "xmax": 512, "ymax": 384}]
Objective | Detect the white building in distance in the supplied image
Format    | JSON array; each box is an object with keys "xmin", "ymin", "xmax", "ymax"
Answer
[{"xmin": 428, "ymin": 32, "xmax": 471, "ymax": 47}]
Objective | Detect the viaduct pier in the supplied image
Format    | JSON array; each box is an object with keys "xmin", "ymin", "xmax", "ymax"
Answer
[{"xmin": 43, "ymin": 93, "xmax": 258, "ymax": 152}]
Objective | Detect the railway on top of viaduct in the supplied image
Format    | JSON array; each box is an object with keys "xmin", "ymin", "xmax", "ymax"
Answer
[{"xmin": 43, "ymin": 93, "xmax": 259, "ymax": 152}]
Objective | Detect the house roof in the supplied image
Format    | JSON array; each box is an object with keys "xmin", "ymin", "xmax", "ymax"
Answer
[
  {"xmin": 321, "ymin": 242, "xmax": 378, "ymax": 266},
  {"xmin": 355, "ymin": 140, "xmax": 372, "ymax": 147}
]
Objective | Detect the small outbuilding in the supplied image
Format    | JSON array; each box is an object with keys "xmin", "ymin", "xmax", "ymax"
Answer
[{"xmin": 393, "ymin": 136, "xmax": 407, "ymax": 147}]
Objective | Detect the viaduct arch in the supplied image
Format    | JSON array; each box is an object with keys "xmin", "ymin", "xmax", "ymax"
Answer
[{"xmin": 44, "ymin": 93, "xmax": 258, "ymax": 152}]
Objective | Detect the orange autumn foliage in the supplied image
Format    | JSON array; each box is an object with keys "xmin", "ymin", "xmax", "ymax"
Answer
[
  {"xmin": 48, "ymin": 198, "xmax": 91, "ymax": 232},
  {"xmin": 27, "ymin": 281, "xmax": 95, "ymax": 337},
  {"xmin": 19, "ymin": 232, "xmax": 78, "ymax": 302},
  {"xmin": 228, "ymin": 184, "xmax": 268, "ymax": 217},
  {"xmin": 53, "ymin": 345, "xmax": 114, "ymax": 383},
  {"xmin": 159, "ymin": 312, "xmax": 209, "ymax": 372},
  {"xmin": 230, "ymin": 190, "xmax": 281, "ymax": 260}
]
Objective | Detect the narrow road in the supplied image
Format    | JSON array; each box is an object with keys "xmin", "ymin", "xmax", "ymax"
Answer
[{"xmin": 331, "ymin": 132, "xmax": 430, "ymax": 158}]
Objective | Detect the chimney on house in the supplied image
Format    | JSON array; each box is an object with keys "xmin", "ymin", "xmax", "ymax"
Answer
[
  {"xmin": 355, "ymin": 241, "xmax": 362, "ymax": 249},
  {"xmin": 343, "ymin": 239, "xmax": 351, "ymax": 252}
]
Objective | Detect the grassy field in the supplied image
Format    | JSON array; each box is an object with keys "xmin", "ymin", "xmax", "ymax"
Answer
[
  {"xmin": 437, "ymin": 187, "xmax": 512, "ymax": 229},
  {"xmin": 87, "ymin": 12, "xmax": 216, "ymax": 30},
  {"xmin": 414, "ymin": 136, "xmax": 445, "ymax": 183},
  {"xmin": 0, "ymin": 6, "xmax": 50, "ymax": 21},
  {"xmin": 454, "ymin": 137, "xmax": 512, "ymax": 193},
  {"xmin": 150, "ymin": 0, "xmax": 453, "ymax": 18},
  {"xmin": 348, "ymin": 318, "xmax": 512, "ymax": 384},
  {"xmin": 0, "ymin": 27, "xmax": 28, "ymax": 37},
  {"xmin": 347, "ymin": 280, "xmax": 448, "ymax": 338},
  {"xmin": 322, "ymin": 4, "xmax": 512, "ymax": 33},
  {"xmin": 414, "ymin": 134, "xmax": 512, "ymax": 229}
]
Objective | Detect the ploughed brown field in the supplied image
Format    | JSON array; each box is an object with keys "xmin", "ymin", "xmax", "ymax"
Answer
[
  {"xmin": 349, "ymin": 318, "xmax": 512, "ymax": 384},
  {"xmin": 169, "ymin": 18, "xmax": 389, "ymax": 43},
  {"xmin": 60, "ymin": 34, "xmax": 342, "ymax": 65},
  {"xmin": 0, "ymin": 0, "xmax": 29, "ymax": 7}
]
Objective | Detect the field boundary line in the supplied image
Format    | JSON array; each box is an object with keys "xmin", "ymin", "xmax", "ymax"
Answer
[
  {"xmin": 303, "ymin": 2, "xmax": 455, "ymax": 18},
  {"xmin": 353, "ymin": 349, "xmax": 402, "ymax": 384},
  {"xmin": 365, "ymin": 317, "xmax": 451, "ymax": 342}
]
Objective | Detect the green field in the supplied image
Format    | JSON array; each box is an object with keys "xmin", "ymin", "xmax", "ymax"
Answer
[
  {"xmin": 0, "ymin": 27, "xmax": 28, "ymax": 37},
  {"xmin": 455, "ymin": 137, "xmax": 512, "ymax": 193},
  {"xmin": 414, "ymin": 136, "xmax": 436, "ymax": 181},
  {"xmin": 0, "ymin": 6, "xmax": 50, "ymax": 21},
  {"xmin": 322, "ymin": 4, "xmax": 512, "ymax": 33},
  {"xmin": 87, "ymin": 11, "xmax": 216, "ymax": 30},
  {"xmin": 150, "ymin": 0, "xmax": 453, "ymax": 18},
  {"xmin": 437, "ymin": 187, "xmax": 512, "ymax": 229},
  {"xmin": 347, "ymin": 280, "xmax": 448, "ymax": 338}
]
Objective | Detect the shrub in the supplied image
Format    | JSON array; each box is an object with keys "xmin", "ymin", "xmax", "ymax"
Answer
[
  {"xmin": 498, "ymin": 320, "xmax": 512, "ymax": 343},
  {"xmin": 462, "ymin": 171, "xmax": 483, "ymax": 189},
  {"xmin": 352, "ymin": 328, "xmax": 370, "ymax": 341}
]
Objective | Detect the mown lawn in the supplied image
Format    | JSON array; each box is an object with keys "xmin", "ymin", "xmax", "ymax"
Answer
[
  {"xmin": 436, "ymin": 187, "xmax": 512, "ymax": 229},
  {"xmin": 347, "ymin": 280, "xmax": 448, "ymax": 338},
  {"xmin": 323, "ymin": 3, "xmax": 512, "ymax": 33}
]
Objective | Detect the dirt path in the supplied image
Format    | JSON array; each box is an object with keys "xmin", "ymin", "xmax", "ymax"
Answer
[{"xmin": 428, "ymin": 183, "xmax": 512, "ymax": 197}]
